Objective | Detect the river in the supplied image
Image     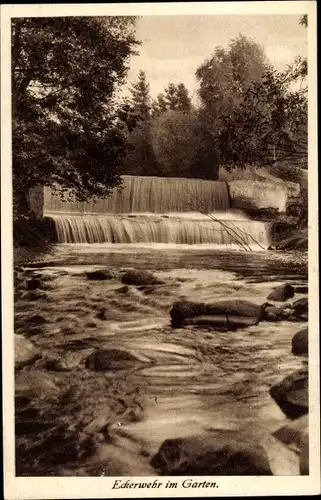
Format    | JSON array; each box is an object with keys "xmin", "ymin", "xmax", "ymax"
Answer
[{"xmin": 15, "ymin": 244, "xmax": 308, "ymax": 476}]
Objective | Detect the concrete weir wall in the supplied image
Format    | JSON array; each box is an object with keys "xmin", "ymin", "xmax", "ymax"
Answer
[{"xmin": 28, "ymin": 186, "xmax": 44, "ymax": 218}]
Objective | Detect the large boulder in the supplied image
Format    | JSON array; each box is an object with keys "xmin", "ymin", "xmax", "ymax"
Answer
[
  {"xmin": 85, "ymin": 348, "xmax": 150, "ymax": 372},
  {"xmin": 267, "ymin": 283, "xmax": 295, "ymax": 302},
  {"xmin": 121, "ymin": 269, "xmax": 162, "ymax": 286},
  {"xmin": 15, "ymin": 334, "xmax": 40, "ymax": 370},
  {"xmin": 151, "ymin": 433, "xmax": 272, "ymax": 475},
  {"xmin": 170, "ymin": 299, "xmax": 265, "ymax": 328},
  {"xmin": 269, "ymin": 368, "xmax": 308, "ymax": 419},
  {"xmin": 292, "ymin": 328, "xmax": 308, "ymax": 355}
]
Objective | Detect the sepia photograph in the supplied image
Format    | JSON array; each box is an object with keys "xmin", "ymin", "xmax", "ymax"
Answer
[{"xmin": 1, "ymin": 1, "xmax": 319, "ymax": 498}]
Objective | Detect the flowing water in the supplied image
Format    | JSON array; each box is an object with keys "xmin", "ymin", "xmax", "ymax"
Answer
[
  {"xmin": 48, "ymin": 212, "xmax": 269, "ymax": 248},
  {"xmin": 15, "ymin": 244, "xmax": 308, "ymax": 477}
]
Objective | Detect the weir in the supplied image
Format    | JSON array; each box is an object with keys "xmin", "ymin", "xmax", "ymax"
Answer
[
  {"xmin": 43, "ymin": 176, "xmax": 270, "ymax": 248},
  {"xmin": 44, "ymin": 176, "xmax": 230, "ymax": 214}
]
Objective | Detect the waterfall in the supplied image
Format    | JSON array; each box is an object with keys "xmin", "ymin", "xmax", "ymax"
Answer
[
  {"xmin": 44, "ymin": 176, "xmax": 230, "ymax": 214},
  {"xmin": 43, "ymin": 176, "xmax": 271, "ymax": 248},
  {"xmin": 49, "ymin": 214, "xmax": 269, "ymax": 249}
]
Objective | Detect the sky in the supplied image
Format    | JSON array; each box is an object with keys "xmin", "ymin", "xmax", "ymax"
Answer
[{"xmin": 124, "ymin": 15, "xmax": 307, "ymax": 102}]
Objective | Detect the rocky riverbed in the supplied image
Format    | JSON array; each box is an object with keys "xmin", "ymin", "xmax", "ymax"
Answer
[{"xmin": 14, "ymin": 244, "xmax": 308, "ymax": 476}]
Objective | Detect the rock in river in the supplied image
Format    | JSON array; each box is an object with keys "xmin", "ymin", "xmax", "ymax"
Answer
[
  {"xmin": 151, "ymin": 433, "xmax": 272, "ymax": 475},
  {"xmin": 272, "ymin": 414, "xmax": 309, "ymax": 475},
  {"xmin": 121, "ymin": 269, "xmax": 163, "ymax": 286},
  {"xmin": 182, "ymin": 315, "xmax": 258, "ymax": 330},
  {"xmin": 170, "ymin": 299, "xmax": 265, "ymax": 328},
  {"xmin": 85, "ymin": 348, "xmax": 150, "ymax": 371},
  {"xmin": 291, "ymin": 297, "xmax": 308, "ymax": 319},
  {"xmin": 294, "ymin": 286, "xmax": 308, "ymax": 294},
  {"xmin": 86, "ymin": 269, "xmax": 115, "ymax": 280},
  {"xmin": 267, "ymin": 283, "xmax": 295, "ymax": 302},
  {"xmin": 269, "ymin": 368, "xmax": 308, "ymax": 420},
  {"xmin": 15, "ymin": 334, "xmax": 40, "ymax": 370},
  {"xmin": 26, "ymin": 278, "xmax": 42, "ymax": 290},
  {"xmin": 292, "ymin": 328, "xmax": 308, "ymax": 355}
]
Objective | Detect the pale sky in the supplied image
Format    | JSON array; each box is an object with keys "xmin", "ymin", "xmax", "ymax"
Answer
[{"xmin": 124, "ymin": 15, "xmax": 307, "ymax": 102}]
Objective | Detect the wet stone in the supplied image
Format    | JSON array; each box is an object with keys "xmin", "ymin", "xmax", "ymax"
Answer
[
  {"xmin": 269, "ymin": 367, "xmax": 308, "ymax": 420},
  {"xmin": 85, "ymin": 348, "xmax": 148, "ymax": 372},
  {"xmin": 86, "ymin": 269, "xmax": 115, "ymax": 280},
  {"xmin": 15, "ymin": 334, "xmax": 41, "ymax": 370},
  {"xmin": 272, "ymin": 414, "xmax": 309, "ymax": 475},
  {"xmin": 26, "ymin": 278, "xmax": 42, "ymax": 290},
  {"xmin": 121, "ymin": 269, "xmax": 163, "ymax": 286},
  {"xmin": 22, "ymin": 290, "xmax": 48, "ymax": 301},
  {"xmin": 293, "ymin": 286, "xmax": 308, "ymax": 294},
  {"xmin": 151, "ymin": 433, "xmax": 272, "ymax": 475},
  {"xmin": 27, "ymin": 314, "xmax": 47, "ymax": 325},
  {"xmin": 291, "ymin": 297, "xmax": 308, "ymax": 318},
  {"xmin": 292, "ymin": 328, "xmax": 308, "ymax": 355},
  {"xmin": 267, "ymin": 283, "xmax": 295, "ymax": 302},
  {"xmin": 170, "ymin": 299, "xmax": 264, "ymax": 328}
]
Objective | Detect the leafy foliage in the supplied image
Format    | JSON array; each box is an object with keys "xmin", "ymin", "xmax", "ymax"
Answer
[
  {"xmin": 122, "ymin": 122, "xmax": 159, "ymax": 176},
  {"xmin": 219, "ymin": 69, "xmax": 307, "ymax": 169},
  {"xmin": 151, "ymin": 110, "xmax": 218, "ymax": 179},
  {"xmin": 196, "ymin": 34, "xmax": 271, "ymax": 116},
  {"xmin": 152, "ymin": 82, "xmax": 192, "ymax": 116},
  {"xmin": 217, "ymin": 24, "xmax": 308, "ymax": 170},
  {"xmin": 12, "ymin": 16, "xmax": 140, "ymax": 211}
]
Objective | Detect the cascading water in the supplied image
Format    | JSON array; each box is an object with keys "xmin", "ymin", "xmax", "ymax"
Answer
[
  {"xmin": 44, "ymin": 176, "xmax": 270, "ymax": 248},
  {"xmin": 44, "ymin": 176, "xmax": 230, "ymax": 214}
]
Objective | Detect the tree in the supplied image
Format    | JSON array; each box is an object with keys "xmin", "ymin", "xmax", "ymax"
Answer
[
  {"xmin": 129, "ymin": 69, "xmax": 151, "ymax": 122},
  {"xmin": 122, "ymin": 123, "xmax": 160, "ymax": 176},
  {"xmin": 217, "ymin": 21, "xmax": 308, "ymax": 171},
  {"xmin": 12, "ymin": 16, "xmax": 140, "ymax": 214},
  {"xmin": 122, "ymin": 69, "xmax": 160, "ymax": 175},
  {"xmin": 152, "ymin": 82, "xmax": 192, "ymax": 116},
  {"xmin": 151, "ymin": 110, "xmax": 219, "ymax": 179},
  {"xmin": 218, "ymin": 68, "xmax": 307, "ymax": 170},
  {"xmin": 196, "ymin": 34, "xmax": 270, "ymax": 114},
  {"xmin": 195, "ymin": 34, "xmax": 271, "ymax": 163}
]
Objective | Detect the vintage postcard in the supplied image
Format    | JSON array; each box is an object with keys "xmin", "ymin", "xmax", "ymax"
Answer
[{"xmin": 1, "ymin": 1, "xmax": 319, "ymax": 498}]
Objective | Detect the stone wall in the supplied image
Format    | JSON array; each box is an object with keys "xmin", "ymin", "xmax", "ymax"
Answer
[{"xmin": 28, "ymin": 186, "xmax": 44, "ymax": 218}]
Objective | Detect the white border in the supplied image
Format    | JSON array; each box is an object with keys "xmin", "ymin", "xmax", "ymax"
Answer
[{"xmin": 1, "ymin": 2, "xmax": 319, "ymax": 498}]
